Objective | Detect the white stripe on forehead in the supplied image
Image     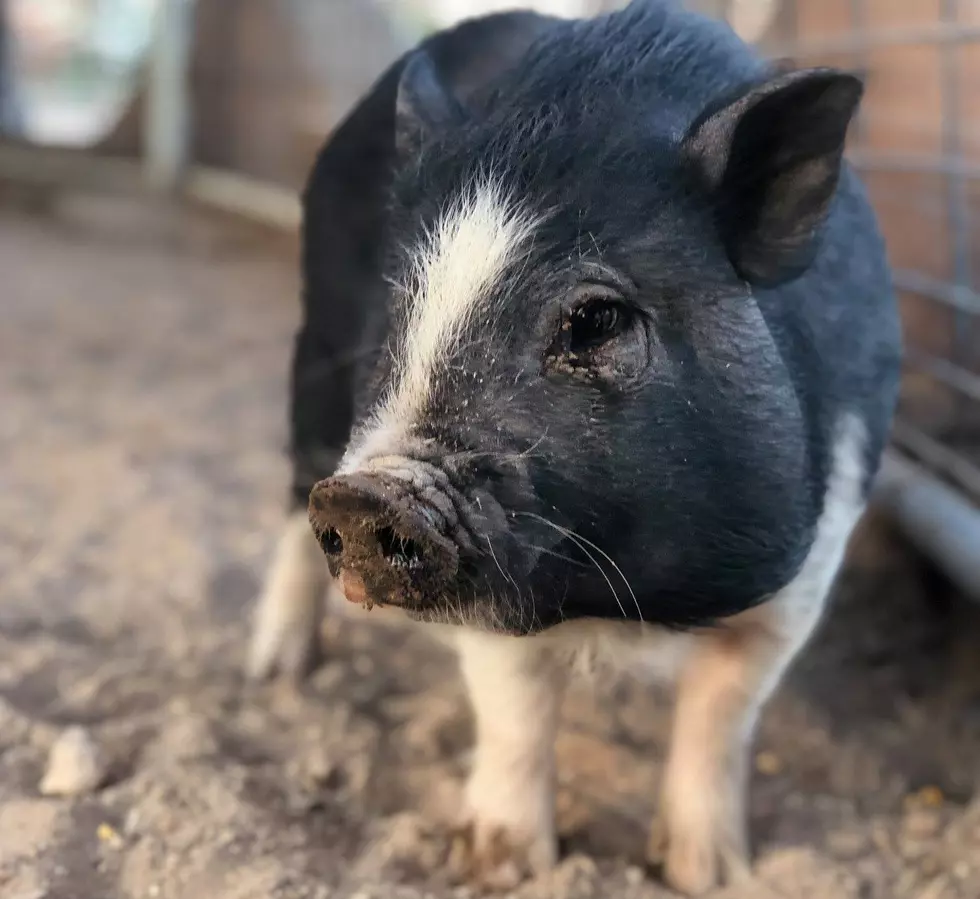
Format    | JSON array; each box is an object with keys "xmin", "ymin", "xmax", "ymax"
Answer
[
  {"xmin": 341, "ymin": 179, "xmax": 537, "ymax": 471},
  {"xmin": 350, "ymin": 177, "xmax": 538, "ymax": 462},
  {"xmin": 395, "ymin": 178, "xmax": 537, "ymax": 415}
]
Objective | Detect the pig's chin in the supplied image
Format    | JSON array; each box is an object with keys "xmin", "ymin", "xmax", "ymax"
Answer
[
  {"xmin": 402, "ymin": 593, "xmax": 541, "ymax": 636},
  {"xmin": 339, "ymin": 565, "xmax": 541, "ymax": 635},
  {"xmin": 339, "ymin": 570, "xmax": 542, "ymax": 636}
]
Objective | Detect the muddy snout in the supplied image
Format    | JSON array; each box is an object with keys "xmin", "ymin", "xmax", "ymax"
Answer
[{"xmin": 308, "ymin": 473, "xmax": 459, "ymax": 609}]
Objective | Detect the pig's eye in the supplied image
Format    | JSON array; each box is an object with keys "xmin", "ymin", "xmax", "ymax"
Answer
[
  {"xmin": 570, "ymin": 299, "xmax": 631, "ymax": 350},
  {"xmin": 544, "ymin": 288, "xmax": 646, "ymax": 385}
]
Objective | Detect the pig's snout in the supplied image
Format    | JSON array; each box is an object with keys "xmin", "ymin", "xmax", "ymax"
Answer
[{"xmin": 308, "ymin": 473, "xmax": 459, "ymax": 609}]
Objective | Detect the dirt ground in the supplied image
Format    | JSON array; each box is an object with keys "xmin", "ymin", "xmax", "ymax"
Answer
[{"xmin": 2, "ymin": 193, "xmax": 980, "ymax": 899}]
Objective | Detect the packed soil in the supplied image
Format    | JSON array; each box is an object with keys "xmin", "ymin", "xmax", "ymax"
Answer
[{"xmin": 2, "ymin": 193, "xmax": 980, "ymax": 899}]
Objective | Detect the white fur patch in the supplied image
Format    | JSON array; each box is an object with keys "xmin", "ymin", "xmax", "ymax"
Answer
[
  {"xmin": 248, "ymin": 510, "xmax": 330, "ymax": 680},
  {"xmin": 341, "ymin": 179, "xmax": 538, "ymax": 470},
  {"xmin": 762, "ymin": 410, "xmax": 868, "ymax": 654},
  {"xmin": 453, "ymin": 628, "xmax": 563, "ymax": 875}
]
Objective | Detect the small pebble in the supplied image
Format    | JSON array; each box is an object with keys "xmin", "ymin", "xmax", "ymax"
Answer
[
  {"xmin": 158, "ymin": 712, "xmax": 219, "ymax": 761},
  {"xmin": 755, "ymin": 751, "xmax": 783, "ymax": 776},
  {"xmin": 566, "ymin": 854, "xmax": 599, "ymax": 877},
  {"xmin": 903, "ymin": 808, "xmax": 942, "ymax": 840},
  {"xmin": 905, "ymin": 786, "xmax": 944, "ymax": 810},
  {"xmin": 124, "ymin": 807, "xmax": 142, "ymax": 836},
  {"xmin": 352, "ymin": 655, "xmax": 374, "ymax": 677},
  {"xmin": 624, "ymin": 865, "xmax": 645, "ymax": 886},
  {"xmin": 39, "ymin": 726, "xmax": 107, "ymax": 797},
  {"xmin": 96, "ymin": 822, "xmax": 123, "ymax": 848},
  {"xmin": 303, "ymin": 745, "xmax": 337, "ymax": 786},
  {"xmin": 826, "ymin": 826, "xmax": 869, "ymax": 859},
  {"xmin": 871, "ymin": 821, "xmax": 893, "ymax": 853}
]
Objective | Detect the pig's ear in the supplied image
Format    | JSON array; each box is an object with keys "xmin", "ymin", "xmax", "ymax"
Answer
[
  {"xmin": 396, "ymin": 50, "xmax": 465, "ymax": 158},
  {"xmin": 683, "ymin": 67, "xmax": 864, "ymax": 286}
]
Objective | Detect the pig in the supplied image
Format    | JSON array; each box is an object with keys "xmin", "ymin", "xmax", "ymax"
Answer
[{"xmin": 249, "ymin": 2, "xmax": 903, "ymax": 894}]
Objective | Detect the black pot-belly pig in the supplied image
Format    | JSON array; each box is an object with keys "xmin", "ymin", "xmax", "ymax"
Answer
[{"xmin": 248, "ymin": 2, "xmax": 902, "ymax": 894}]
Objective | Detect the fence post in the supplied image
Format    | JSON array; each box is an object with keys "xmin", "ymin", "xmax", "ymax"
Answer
[
  {"xmin": 145, "ymin": 0, "xmax": 190, "ymax": 190},
  {"xmin": 875, "ymin": 451, "xmax": 980, "ymax": 606}
]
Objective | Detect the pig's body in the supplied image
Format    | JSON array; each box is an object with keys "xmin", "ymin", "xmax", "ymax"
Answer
[{"xmin": 250, "ymin": 2, "xmax": 902, "ymax": 894}]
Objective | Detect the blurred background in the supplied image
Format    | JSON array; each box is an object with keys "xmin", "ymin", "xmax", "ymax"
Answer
[{"xmin": 2, "ymin": 3, "xmax": 980, "ymax": 899}]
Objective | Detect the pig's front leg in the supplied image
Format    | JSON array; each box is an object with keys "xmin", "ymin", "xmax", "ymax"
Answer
[
  {"xmin": 248, "ymin": 510, "xmax": 330, "ymax": 681},
  {"xmin": 650, "ymin": 590, "xmax": 830, "ymax": 896},
  {"xmin": 453, "ymin": 629, "xmax": 565, "ymax": 888}
]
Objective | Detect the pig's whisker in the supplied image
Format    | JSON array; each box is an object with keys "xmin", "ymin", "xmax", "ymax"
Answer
[
  {"xmin": 484, "ymin": 535, "xmax": 517, "ymax": 592},
  {"xmin": 568, "ymin": 531, "xmax": 644, "ymax": 624},
  {"xmin": 520, "ymin": 434, "xmax": 549, "ymax": 458},
  {"xmin": 516, "ymin": 512, "xmax": 629, "ymax": 621},
  {"xmin": 517, "ymin": 512, "xmax": 644, "ymax": 623},
  {"xmin": 454, "ymin": 448, "xmax": 548, "ymax": 465},
  {"xmin": 525, "ymin": 544, "xmax": 591, "ymax": 569}
]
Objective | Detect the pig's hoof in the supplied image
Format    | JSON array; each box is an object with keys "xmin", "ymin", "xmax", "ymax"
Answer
[
  {"xmin": 448, "ymin": 817, "xmax": 557, "ymax": 890},
  {"xmin": 647, "ymin": 815, "xmax": 751, "ymax": 896}
]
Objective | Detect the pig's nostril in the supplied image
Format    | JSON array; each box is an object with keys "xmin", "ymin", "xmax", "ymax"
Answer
[
  {"xmin": 319, "ymin": 527, "xmax": 344, "ymax": 557},
  {"xmin": 376, "ymin": 526, "xmax": 424, "ymax": 571}
]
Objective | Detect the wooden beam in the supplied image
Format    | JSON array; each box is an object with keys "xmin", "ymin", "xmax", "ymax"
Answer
[
  {"xmin": 183, "ymin": 166, "xmax": 300, "ymax": 232},
  {"xmin": 0, "ymin": 141, "xmax": 144, "ymax": 193}
]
